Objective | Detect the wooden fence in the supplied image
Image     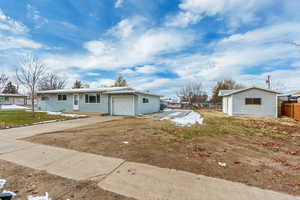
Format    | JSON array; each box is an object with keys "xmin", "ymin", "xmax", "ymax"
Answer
[{"xmin": 281, "ymin": 103, "xmax": 300, "ymax": 121}]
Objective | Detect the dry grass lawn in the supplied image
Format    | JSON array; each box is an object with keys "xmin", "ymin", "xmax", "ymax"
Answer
[
  {"xmin": 0, "ymin": 110, "xmax": 72, "ymax": 129},
  {"xmin": 26, "ymin": 110, "xmax": 300, "ymax": 196}
]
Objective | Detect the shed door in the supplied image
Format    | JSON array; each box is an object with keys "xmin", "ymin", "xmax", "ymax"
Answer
[{"xmin": 112, "ymin": 96, "xmax": 134, "ymax": 116}]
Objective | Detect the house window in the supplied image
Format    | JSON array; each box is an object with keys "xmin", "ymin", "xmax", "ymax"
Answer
[
  {"xmin": 4, "ymin": 97, "xmax": 9, "ymax": 101},
  {"xmin": 245, "ymin": 98, "xmax": 261, "ymax": 105},
  {"xmin": 143, "ymin": 98, "xmax": 149, "ymax": 103},
  {"xmin": 58, "ymin": 94, "xmax": 67, "ymax": 101},
  {"xmin": 41, "ymin": 96, "xmax": 49, "ymax": 101},
  {"xmin": 85, "ymin": 94, "xmax": 100, "ymax": 103}
]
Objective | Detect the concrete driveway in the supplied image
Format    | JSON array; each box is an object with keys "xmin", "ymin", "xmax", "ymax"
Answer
[{"xmin": 0, "ymin": 116, "xmax": 299, "ymax": 200}]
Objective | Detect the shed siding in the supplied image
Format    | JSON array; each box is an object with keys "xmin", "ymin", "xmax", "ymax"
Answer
[
  {"xmin": 228, "ymin": 96, "xmax": 233, "ymax": 116},
  {"xmin": 222, "ymin": 96, "xmax": 228, "ymax": 114},
  {"xmin": 137, "ymin": 94, "xmax": 160, "ymax": 115},
  {"xmin": 232, "ymin": 89, "xmax": 277, "ymax": 117}
]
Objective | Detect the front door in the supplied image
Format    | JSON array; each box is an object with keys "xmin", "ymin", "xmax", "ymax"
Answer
[{"xmin": 73, "ymin": 94, "xmax": 79, "ymax": 110}]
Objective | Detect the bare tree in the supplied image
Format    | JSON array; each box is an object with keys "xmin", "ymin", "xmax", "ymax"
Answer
[
  {"xmin": 16, "ymin": 55, "xmax": 47, "ymax": 116},
  {"xmin": 39, "ymin": 73, "xmax": 66, "ymax": 90},
  {"xmin": 0, "ymin": 73, "xmax": 8, "ymax": 92},
  {"xmin": 177, "ymin": 82, "xmax": 207, "ymax": 105},
  {"xmin": 210, "ymin": 79, "xmax": 244, "ymax": 104}
]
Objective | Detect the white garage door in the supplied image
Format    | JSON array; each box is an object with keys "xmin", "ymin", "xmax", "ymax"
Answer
[{"xmin": 112, "ymin": 96, "xmax": 135, "ymax": 116}]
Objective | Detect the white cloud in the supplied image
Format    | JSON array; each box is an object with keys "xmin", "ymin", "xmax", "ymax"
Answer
[
  {"xmin": 136, "ymin": 65, "xmax": 161, "ymax": 74},
  {"xmin": 26, "ymin": 4, "xmax": 48, "ymax": 28},
  {"xmin": 167, "ymin": 0, "xmax": 271, "ymax": 28},
  {"xmin": 90, "ymin": 79, "xmax": 115, "ymax": 87},
  {"xmin": 0, "ymin": 9, "xmax": 28, "ymax": 34},
  {"xmin": 0, "ymin": 10, "xmax": 43, "ymax": 51},
  {"xmin": 0, "ymin": 34, "xmax": 43, "ymax": 50},
  {"xmin": 121, "ymin": 68, "xmax": 136, "ymax": 75},
  {"xmin": 85, "ymin": 72, "xmax": 101, "ymax": 76},
  {"xmin": 115, "ymin": 0, "xmax": 124, "ymax": 8},
  {"xmin": 44, "ymin": 18, "xmax": 195, "ymax": 71},
  {"xmin": 160, "ymin": 22, "xmax": 300, "ymax": 90},
  {"xmin": 106, "ymin": 16, "xmax": 146, "ymax": 39}
]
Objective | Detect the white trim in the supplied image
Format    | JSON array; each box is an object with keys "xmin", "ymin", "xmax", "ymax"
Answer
[
  {"xmin": 83, "ymin": 93, "xmax": 101, "ymax": 104},
  {"xmin": 275, "ymin": 94, "xmax": 278, "ymax": 118},
  {"xmin": 133, "ymin": 95, "xmax": 135, "ymax": 115},
  {"xmin": 110, "ymin": 96, "xmax": 113, "ymax": 115}
]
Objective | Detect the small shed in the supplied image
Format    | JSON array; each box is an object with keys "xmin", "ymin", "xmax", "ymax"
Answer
[{"xmin": 219, "ymin": 87, "xmax": 280, "ymax": 118}]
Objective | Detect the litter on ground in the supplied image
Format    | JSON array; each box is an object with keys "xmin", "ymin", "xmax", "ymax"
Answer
[
  {"xmin": 218, "ymin": 162, "xmax": 227, "ymax": 168},
  {"xmin": 0, "ymin": 105, "xmax": 28, "ymax": 110},
  {"xmin": 0, "ymin": 179, "xmax": 6, "ymax": 189},
  {"xmin": 156, "ymin": 109, "xmax": 203, "ymax": 126},
  {"xmin": 122, "ymin": 141, "xmax": 129, "ymax": 144},
  {"xmin": 27, "ymin": 192, "xmax": 51, "ymax": 200},
  {"xmin": 2, "ymin": 190, "xmax": 16, "ymax": 197}
]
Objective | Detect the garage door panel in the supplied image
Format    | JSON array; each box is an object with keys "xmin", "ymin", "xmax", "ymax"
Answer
[{"xmin": 112, "ymin": 96, "xmax": 134, "ymax": 116}]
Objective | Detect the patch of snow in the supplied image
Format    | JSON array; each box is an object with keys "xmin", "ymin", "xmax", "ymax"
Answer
[
  {"xmin": 0, "ymin": 179, "xmax": 6, "ymax": 188},
  {"xmin": 161, "ymin": 110, "xmax": 203, "ymax": 126},
  {"xmin": 0, "ymin": 105, "xmax": 28, "ymax": 110},
  {"xmin": 27, "ymin": 192, "xmax": 51, "ymax": 200},
  {"xmin": 43, "ymin": 111, "xmax": 87, "ymax": 118}
]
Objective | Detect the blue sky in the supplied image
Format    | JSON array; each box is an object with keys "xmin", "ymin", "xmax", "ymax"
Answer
[{"xmin": 1, "ymin": 0, "xmax": 300, "ymax": 96}]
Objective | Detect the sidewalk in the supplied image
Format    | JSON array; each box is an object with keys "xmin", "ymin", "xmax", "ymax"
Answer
[{"xmin": 0, "ymin": 118, "xmax": 299, "ymax": 200}]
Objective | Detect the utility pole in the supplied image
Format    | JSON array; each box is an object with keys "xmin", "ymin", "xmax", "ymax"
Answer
[{"xmin": 266, "ymin": 75, "xmax": 271, "ymax": 89}]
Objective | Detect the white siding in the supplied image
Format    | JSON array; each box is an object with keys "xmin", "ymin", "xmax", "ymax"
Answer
[
  {"xmin": 231, "ymin": 89, "xmax": 277, "ymax": 118},
  {"xmin": 227, "ymin": 96, "xmax": 233, "ymax": 116},
  {"xmin": 137, "ymin": 94, "xmax": 160, "ymax": 115},
  {"xmin": 222, "ymin": 96, "xmax": 228, "ymax": 114}
]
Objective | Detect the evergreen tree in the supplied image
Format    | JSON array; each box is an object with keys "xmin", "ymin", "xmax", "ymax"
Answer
[
  {"xmin": 72, "ymin": 80, "xmax": 83, "ymax": 89},
  {"xmin": 113, "ymin": 76, "xmax": 128, "ymax": 87},
  {"xmin": 2, "ymin": 82, "xmax": 18, "ymax": 94}
]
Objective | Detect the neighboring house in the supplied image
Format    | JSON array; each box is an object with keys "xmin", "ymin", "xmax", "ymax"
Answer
[
  {"xmin": 161, "ymin": 98, "xmax": 181, "ymax": 108},
  {"xmin": 37, "ymin": 87, "xmax": 161, "ymax": 116},
  {"xmin": 0, "ymin": 93, "xmax": 27, "ymax": 105},
  {"xmin": 219, "ymin": 87, "xmax": 280, "ymax": 118}
]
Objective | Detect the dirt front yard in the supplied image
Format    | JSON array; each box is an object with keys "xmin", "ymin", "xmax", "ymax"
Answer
[
  {"xmin": 26, "ymin": 110, "xmax": 300, "ymax": 196},
  {"xmin": 0, "ymin": 160, "xmax": 133, "ymax": 200}
]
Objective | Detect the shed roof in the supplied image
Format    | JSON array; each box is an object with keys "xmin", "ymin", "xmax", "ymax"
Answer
[{"xmin": 218, "ymin": 87, "xmax": 280, "ymax": 97}]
